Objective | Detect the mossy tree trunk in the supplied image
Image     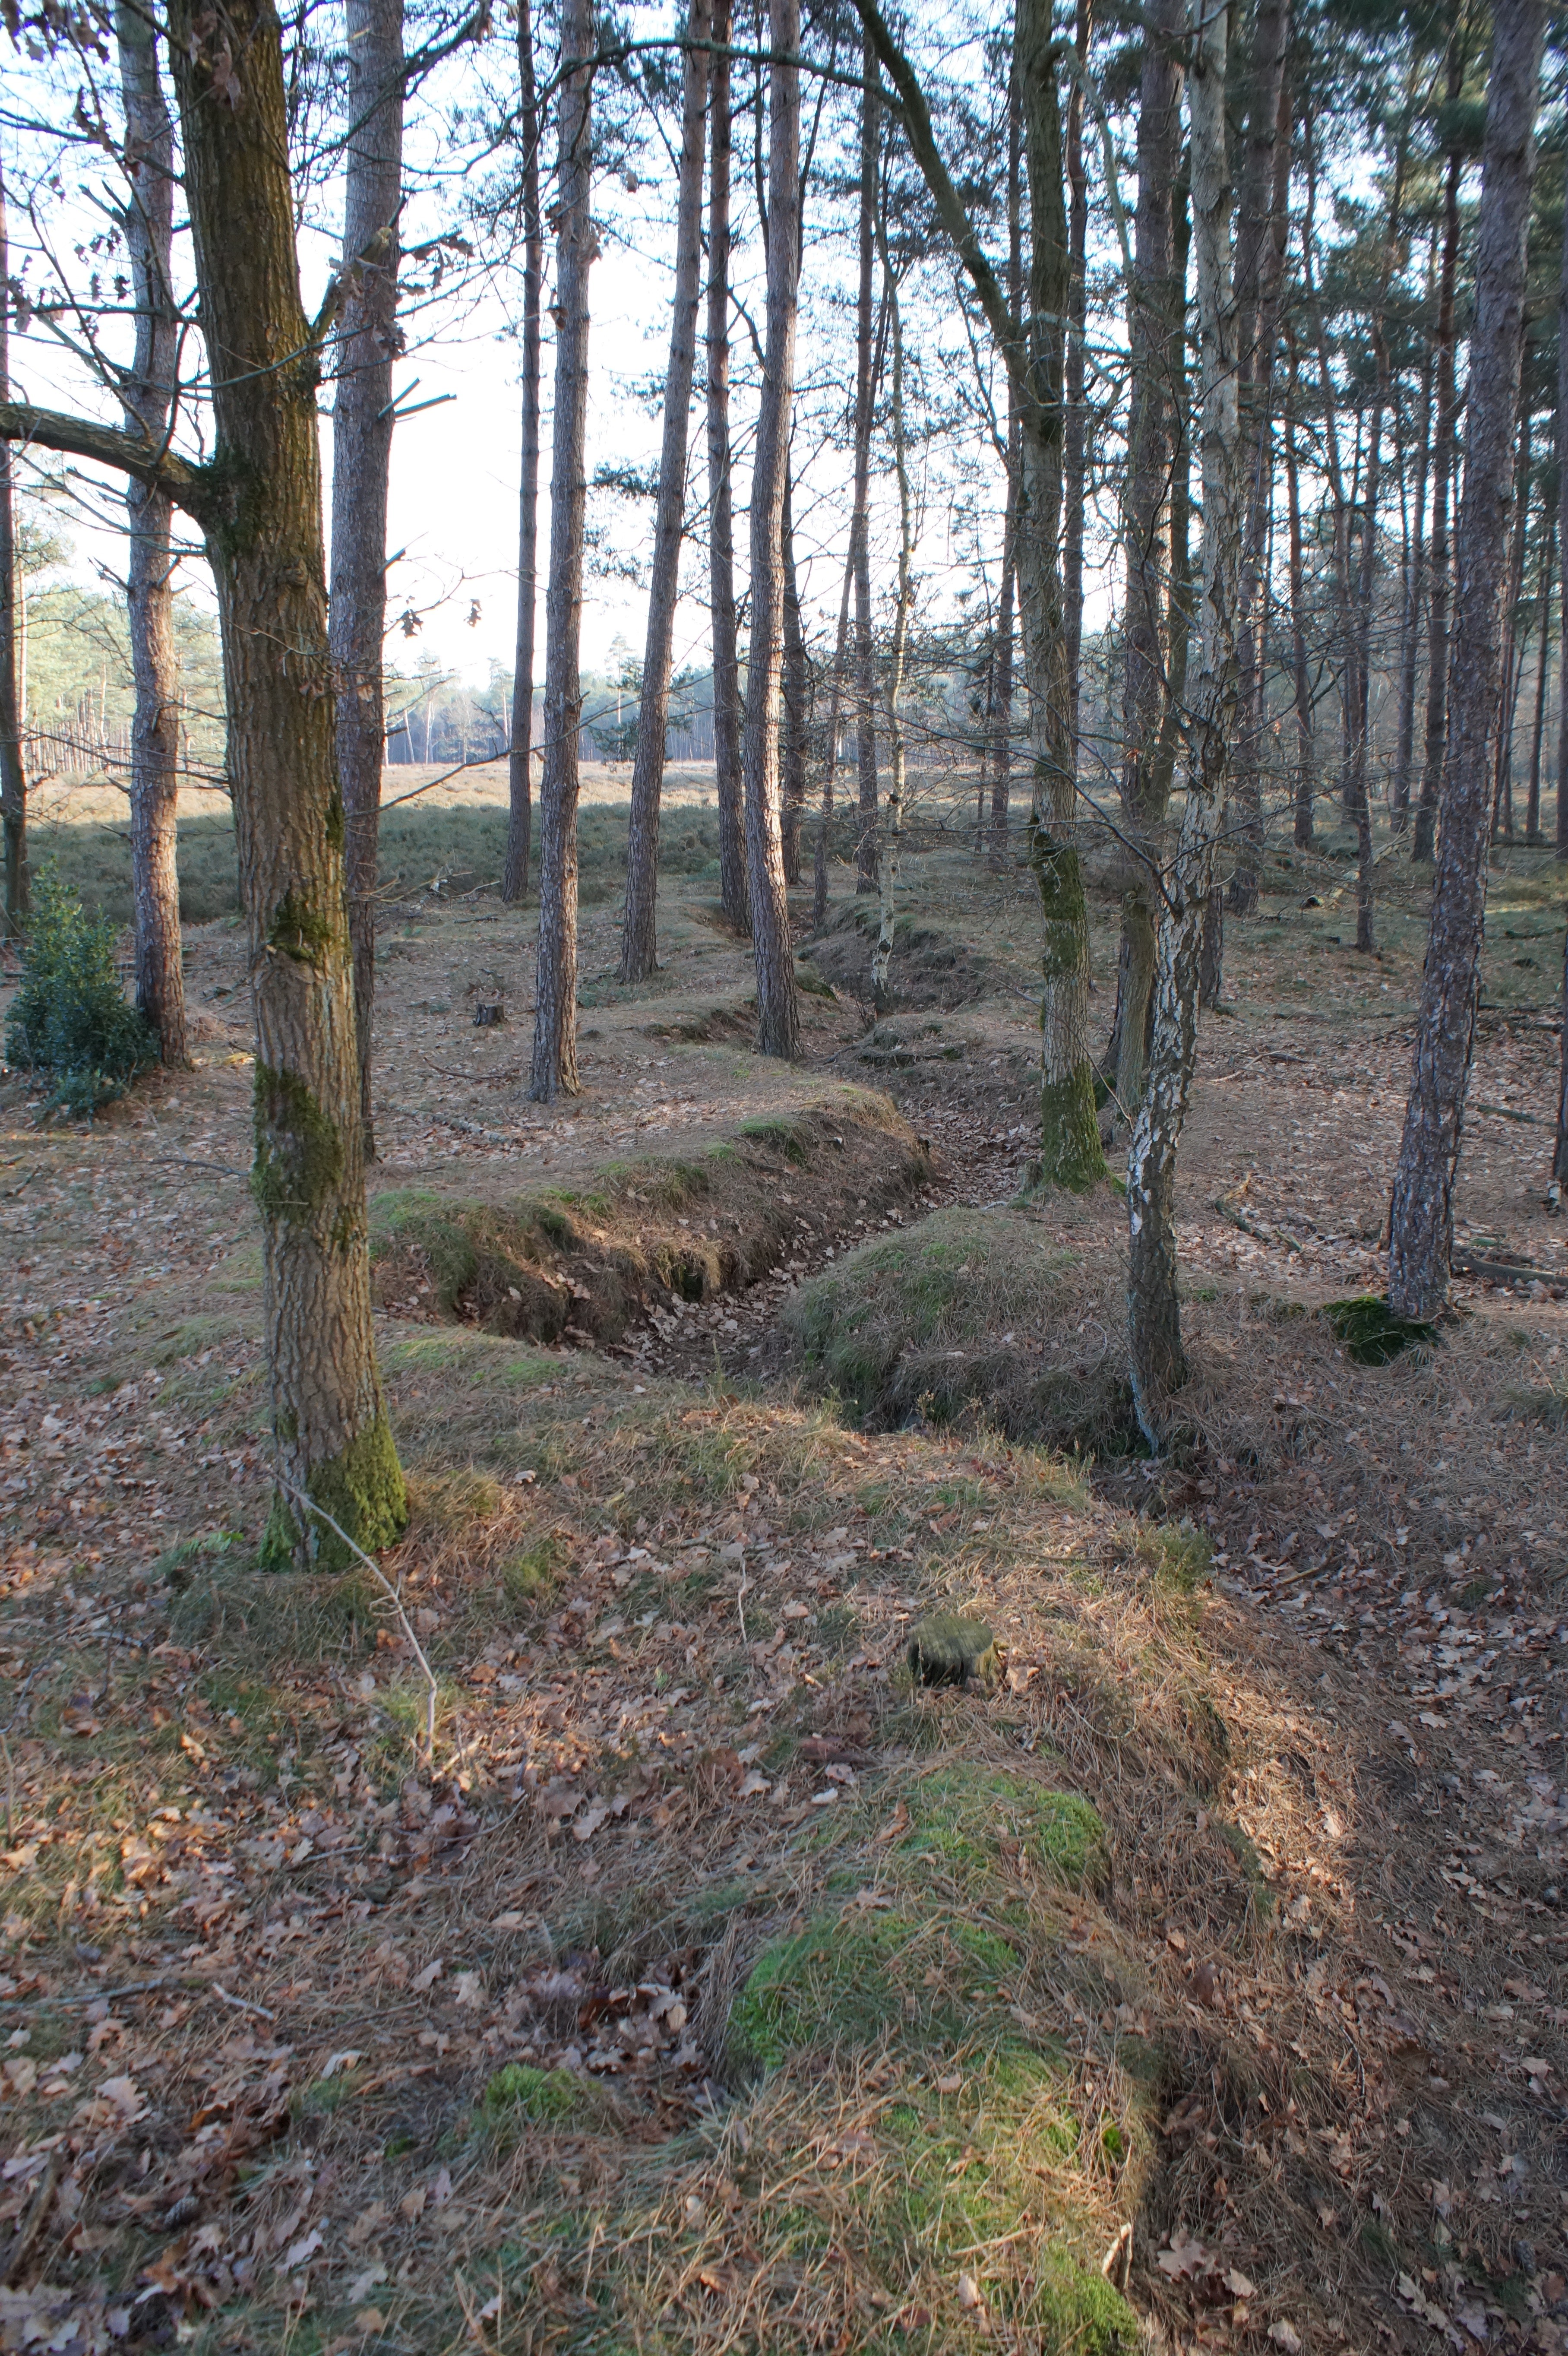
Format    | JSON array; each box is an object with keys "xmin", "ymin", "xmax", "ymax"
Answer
[
  {"xmin": 619, "ymin": 0, "xmax": 711, "ymax": 981},
  {"xmin": 705, "ymin": 0, "xmax": 749, "ymax": 934},
  {"xmin": 166, "ymin": 0, "xmax": 406, "ymax": 1565},
  {"xmin": 1126, "ymin": 0, "xmax": 1242, "ymax": 1442},
  {"xmin": 330, "ymin": 0, "xmax": 404, "ymax": 1154},
  {"xmin": 1388, "ymin": 0, "xmax": 1546, "ymax": 1322},
  {"xmin": 741, "ymin": 0, "xmax": 802, "ymax": 1063},
  {"xmin": 529, "ymin": 0, "xmax": 595, "ymax": 1100},
  {"xmin": 503, "ymin": 0, "xmax": 544, "ymax": 906}
]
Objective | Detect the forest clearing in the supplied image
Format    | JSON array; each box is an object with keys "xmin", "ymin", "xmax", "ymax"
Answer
[{"xmin": 0, "ymin": 789, "xmax": 1564, "ymax": 2354}]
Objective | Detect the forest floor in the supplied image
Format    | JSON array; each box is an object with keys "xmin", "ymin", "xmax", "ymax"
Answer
[{"xmin": 0, "ymin": 790, "xmax": 1565, "ymax": 2356}]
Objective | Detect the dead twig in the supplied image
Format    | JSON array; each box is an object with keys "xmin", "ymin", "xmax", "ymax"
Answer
[{"xmin": 272, "ymin": 1475, "xmax": 439, "ymax": 1764}]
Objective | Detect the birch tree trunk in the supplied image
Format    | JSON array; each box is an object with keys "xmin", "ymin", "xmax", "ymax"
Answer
[
  {"xmin": 116, "ymin": 0, "xmax": 187, "ymax": 1067},
  {"xmin": 1125, "ymin": 0, "xmax": 1242, "ymax": 1438},
  {"xmin": 503, "ymin": 0, "xmax": 543, "ymax": 905},
  {"xmin": 619, "ymin": 0, "xmax": 711, "ymax": 981},
  {"xmin": 529, "ymin": 0, "xmax": 595, "ymax": 1100},
  {"xmin": 0, "ymin": 177, "xmax": 26, "ymax": 939},
  {"xmin": 1388, "ymin": 0, "xmax": 1545, "ymax": 1322},
  {"xmin": 706, "ymin": 0, "xmax": 748, "ymax": 932},
  {"xmin": 742, "ymin": 0, "xmax": 801, "ymax": 1061},
  {"xmin": 330, "ymin": 0, "xmax": 403, "ymax": 1154},
  {"xmin": 852, "ymin": 40, "xmax": 880, "ymax": 898},
  {"xmin": 1413, "ymin": 59, "xmax": 1465, "ymax": 864}
]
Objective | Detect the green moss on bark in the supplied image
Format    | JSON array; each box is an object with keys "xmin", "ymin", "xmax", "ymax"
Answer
[
  {"xmin": 260, "ymin": 1410, "xmax": 407, "ymax": 1570},
  {"xmin": 267, "ymin": 889, "xmax": 339, "ymax": 965},
  {"xmin": 252, "ymin": 1063, "xmax": 345, "ymax": 1223},
  {"xmin": 1037, "ymin": 1070, "xmax": 1105, "ymax": 1191}
]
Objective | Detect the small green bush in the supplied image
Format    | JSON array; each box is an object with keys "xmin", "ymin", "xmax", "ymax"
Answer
[{"xmin": 5, "ymin": 868, "xmax": 157, "ymax": 1112}]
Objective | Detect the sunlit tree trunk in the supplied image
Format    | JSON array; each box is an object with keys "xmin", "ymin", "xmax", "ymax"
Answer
[
  {"xmin": 503, "ymin": 0, "xmax": 543, "ymax": 905},
  {"xmin": 620, "ymin": 0, "xmax": 711, "ymax": 981},
  {"xmin": 1284, "ymin": 328, "xmax": 1315, "ymax": 846},
  {"xmin": 706, "ymin": 0, "xmax": 748, "ymax": 932},
  {"xmin": 529, "ymin": 0, "xmax": 595, "ymax": 1100},
  {"xmin": 813, "ymin": 543, "xmax": 855, "ymax": 924},
  {"xmin": 0, "ymin": 176, "xmax": 26, "ymax": 939},
  {"xmin": 1064, "ymin": 0, "xmax": 1091, "ymax": 752},
  {"xmin": 781, "ymin": 465, "xmax": 808, "ymax": 886},
  {"xmin": 1558, "ymin": 168, "xmax": 1568, "ymax": 864},
  {"xmin": 1388, "ymin": 0, "xmax": 1545, "ymax": 1321},
  {"xmin": 1126, "ymin": 0, "xmax": 1242, "ymax": 1439},
  {"xmin": 1524, "ymin": 499, "xmax": 1553, "ymax": 844},
  {"xmin": 331, "ymin": 0, "xmax": 403, "ymax": 1152},
  {"xmin": 742, "ymin": 0, "xmax": 802, "ymax": 1060},
  {"xmin": 1391, "ymin": 312, "xmax": 1434, "ymax": 831},
  {"xmin": 117, "ymin": 0, "xmax": 187, "ymax": 1067},
  {"xmin": 992, "ymin": 71, "xmax": 1021, "ymax": 858}
]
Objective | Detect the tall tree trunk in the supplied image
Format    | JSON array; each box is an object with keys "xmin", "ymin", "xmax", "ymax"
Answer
[
  {"xmin": 1555, "ymin": 923, "xmax": 1568, "ymax": 1181},
  {"xmin": 1229, "ymin": 6, "xmax": 1291, "ymax": 917},
  {"xmin": 1148, "ymin": 165, "xmax": 1192, "ymax": 815},
  {"xmin": 742, "ymin": 0, "xmax": 802, "ymax": 1061},
  {"xmin": 1525, "ymin": 498, "xmax": 1553, "ymax": 843},
  {"xmin": 503, "ymin": 0, "xmax": 544, "ymax": 906},
  {"xmin": 1558, "ymin": 162, "xmax": 1568, "ymax": 865},
  {"xmin": 1413, "ymin": 54, "xmax": 1465, "ymax": 864},
  {"xmin": 781, "ymin": 464, "xmax": 808, "ymax": 885},
  {"xmin": 116, "ymin": 0, "xmax": 187, "ymax": 1067},
  {"xmin": 529, "ymin": 0, "xmax": 594, "ymax": 1101},
  {"xmin": 0, "ymin": 175, "xmax": 26, "ymax": 939},
  {"xmin": 812, "ymin": 542, "xmax": 855, "ymax": 924},
  {"xmin": 1126, "ymin": 0, "xmax": 1242, "ymax": 1438},
  {"xmin": 1391, "ymin": 319, "xmax": 1434, "ymax": 829},
  {"xmin": 331, "ymin": 0, "xmax": 403, "ymax": 1154},
  {"xmin": 1388, "ymin": 0, "xmax": 1545, "ymax": 1322},
  {"xmin": 1064, "ymin": 0, "xmax": 1091, "ymax": 750},
  {"xmin": 1115, "ymin": 1, "xmax": 1185, "ymax": 1125},
  {"xmin": 852, "ymin": 39, "xmax": 880, "ymax": 897},
  {"xmin": 992, "ymin": 66, "xmax": 1022, "ymax": 857},
  {"xmin": 619, "ymin": 0, "xmax": 711, "ymax": 982},
  {"xmin": 854, "ymin": 0, "xmax": 1103, "ymax": 1188},
  {"xmin": 1347, "ymin": 219, "xmax": 1402, "ymax": 956},
  {"xmin": 1284, "ymin": 327, "xmax": 1315, "ymax": 843},
  {"xmin": 1491, "ymin": 401, "xmax": 1532, "ymax": 840},
  {"xmin": 706, "ymin": 0, "xmax": 748, "ymax": 932},
  {"xmin": 870, "ymin": 247, "xmax": 913, "ymax": 1012}
]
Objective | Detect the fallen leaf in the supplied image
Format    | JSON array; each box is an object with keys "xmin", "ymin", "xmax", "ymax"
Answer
[
  {"xmin": 320, "ymin": 2049, "xmax": 363, "ymax": 2078},
  {"xmin": 956, "ymin": 2273, "xmax": 983, "ymax": 2311},
  {"xmin": 1224, "ymin": 2270, "xmax": 1257, "ymax": 2299},
  {"xmin": 347, "ymin": 2264, "xmax": 387, "ymax": 2303},
  {"xmin": 401, "ymin": 2186, "xmax": 427, "ymax": 2223},
  {"xmin": 346, "ymin": 2201, "xmax": 388, "ymax": 2247},
  {"xmin": 355, "ymin": 2311, "xmax": 386, "ymax": 2335},
  {"xmin": 1268, "ymin": 2324, "xmax": 1302, "ymax": 2354},
  {"xmin": 935, "ymin": 2071, "xmax": 962, "ymax": 2095},
  {"xmin": 684, "ymin": 2194, "xmax": 706, "ymax": 2231},
  {"xmin": 738, "ymin": 1771, "xmax": 770, "ymax": 1799},
  {"xmin": 411, "ymin": 1958, "xmax": 444, "ymax": 1994},
  {"xmin": 281, "ymin": 2227, "xmax": 322, "ymax": 2272},
  {"xmin": 1157, "ymin": 2235, "xmax": 1212, "ymax": 2281},
  {"xmin": 454, "ymin": 1971, "xmax": 484, "ymax": 2008}
]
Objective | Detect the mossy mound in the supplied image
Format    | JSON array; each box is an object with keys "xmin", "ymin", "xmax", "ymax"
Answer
[
  {"xmin": 481, "ymin": 2062, "xmax": 590, "ymax": 2130},
  {"xmin": 1322, "ymin": 1293, "xmax": 1439, "ymax": 1366},
  {"xmin": 785, "ymin": 1206, "xmax": 1140, "ymax": 1452},
  {"xmin": 887, "ymin": 1765, "xmax": 1110, "ymax": 1899}
]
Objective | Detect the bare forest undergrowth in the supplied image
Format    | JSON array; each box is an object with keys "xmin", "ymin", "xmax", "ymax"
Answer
[{"xmin": 0, "ymin": 799, "xmax": 1566, "ymax": 2356}]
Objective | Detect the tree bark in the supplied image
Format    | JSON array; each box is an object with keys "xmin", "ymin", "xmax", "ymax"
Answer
[
  {"xmin": 1064, "ymin": 0, "xmax": 1091, "ymax": 753},
  {"xmin": 529, "ymin": 0, "xmax": 595, "ymax": 1101},
  {"xmin": 1347, "ymin": 295, "xmax": 1395, "ymax": 954},
  {"xmin": 871, "ymin": 244, "xmax": 912, "ymax": 1012},
  {"xmin": 852, "ymin": 36, "xmax": 880, "ymax": 897},
  {"xmin": 1491, "ymin": 400, "xmax": 1531, "ymax": 840},
  {"xmin": 1148, "ymin": 165, "xmax": 1192, "ymax": 817},
  {"xmin": 1126, "ymin": 0, "xmax": 1242, "ymax": 1439},
  {"xmin": 1228, "ymin": 4, "xmax": 1291, "ymax": 917},
  {"xmin": 0, "ymin": 174, "xmax": 26, "ymax": 939},
  {"xmin": 116, "ymin": 0, "xmax": 187, "ymax": 1067},
  {"xmin": 742, "ymin": 0, "xmax": 802, "ymax": 1061},
  {"xmin": 706, "ymin": 0, "xmax": 748, "ymax": 932},
  {"xmin": 1525, "ymin": 498, "xmax": 1553, "ymax": 844},
  {"xmin": 1388, "ymin": 0, "xmax": 1545, "ymax": 1322},
  {"xmin": 781, "ymin": 463, "xmax": 808, "ymax": 886},
  {"xmin": 153, "ymin": 0, "xmax": 408, "ymax": 1564},
  {"xmin": 619, "ymin": 0, "xmax": 711, "ymax": 981},
  {"xmin": 503, "ymin": 0, "xmax": 544, "ymax": 906},
  {"xmin": 1283, "ymin": 326, "xmax": 1315, "ymax": 844},
  {"xmin": 992, "ymin": 65, "xmax": 1022, "ymax": 857},
  {"xmin": 330, "ymin": 0, "xmax": 403, "ymax": 1154},
  {"xmin": 1558, "ymin": 156, "xmax": 1568, "ymax": 864},
  {"xmin": 1413, "ymin": 53, "xmax": 1465, "ymax": 865},
  {"xmin": 812, "ymin": 541, "xmax": 855, "ymax": 924},
  {"xmin": 1391, "ymin": 312, "xmax": 1434, "ymax": 829}
]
